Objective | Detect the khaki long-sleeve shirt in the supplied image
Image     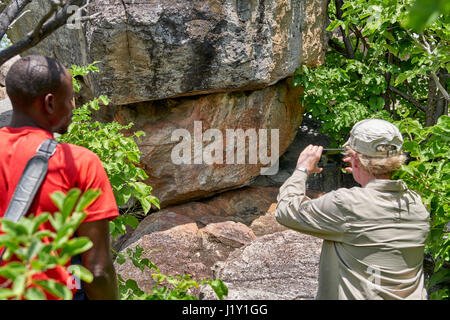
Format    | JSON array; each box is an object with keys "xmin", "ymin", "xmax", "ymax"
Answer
[{"xmin": 275, "ymin": 170, "xmax": 430, "ymax": 300}]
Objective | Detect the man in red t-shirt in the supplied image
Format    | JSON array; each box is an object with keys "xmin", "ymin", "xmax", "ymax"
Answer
[{"xmin": 0, "ymin": 55, "xmax": 119, "ymax": 299}]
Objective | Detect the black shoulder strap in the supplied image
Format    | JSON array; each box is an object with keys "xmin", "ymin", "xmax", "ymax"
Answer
[{"xmin": 3, "ymin": 138, "xmax": 59, "ymax": 223}]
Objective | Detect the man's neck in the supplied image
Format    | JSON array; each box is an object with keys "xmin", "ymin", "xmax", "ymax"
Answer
[{"xmin": 9, "ymin": 111, "xmax": 43, "ymax": 130}]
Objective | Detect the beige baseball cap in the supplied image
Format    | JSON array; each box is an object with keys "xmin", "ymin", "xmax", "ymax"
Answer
[{"xmin": 343, "ymin": 119, "xmax": 403, "ymax": 157}]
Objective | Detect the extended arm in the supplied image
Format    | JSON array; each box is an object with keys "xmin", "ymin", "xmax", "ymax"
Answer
[{"xmin": 275, "ymin": 145, "xmax": 346, "ymax": 241}]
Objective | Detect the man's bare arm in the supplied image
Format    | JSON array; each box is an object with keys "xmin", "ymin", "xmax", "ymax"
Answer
[{"xmin": 76, "ymin": 219, "xmax": 119, "ymax": 300}]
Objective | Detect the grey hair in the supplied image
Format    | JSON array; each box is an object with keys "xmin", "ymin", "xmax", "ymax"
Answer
[{"xmin": 344, "ymin": 146, "xmax": 406, "ymax": 177}]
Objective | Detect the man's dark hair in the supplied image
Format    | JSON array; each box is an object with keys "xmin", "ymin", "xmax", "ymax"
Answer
[{"xmin": 5, "ymin": 55, "xmax": 67, "ymax": 105}]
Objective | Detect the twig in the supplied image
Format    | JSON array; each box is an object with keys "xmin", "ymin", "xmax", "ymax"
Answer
[
  {"xmin": 406, "ymin": 30, "xmax": 450, "ymax": 102},
  {"xmin": 0, "ymin": 0, "xmax": 88, "ymax": 67},
  {"xmin": 387, "ymin": 85, "xmax": 426, "ymax": 113},
  {"xmin": 30, "ymin": 1, "xmax": 60, "ymax": 41}
]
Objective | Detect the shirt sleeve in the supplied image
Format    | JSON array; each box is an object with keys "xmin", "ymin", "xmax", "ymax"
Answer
[
  {"xmin": 75, "ymin": 149, "xmax": 119, "ymax": 223},
  {"xmin": 275, "ymin": 170, "xmax": 347, "ymax": 242}
]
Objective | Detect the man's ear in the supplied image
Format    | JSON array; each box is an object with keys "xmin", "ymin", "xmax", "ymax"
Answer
[
  {"xmin": 352, "ymin": 153, "xmax": 359, "ymax": 168},
  {"xmin": 43, "ymin": 93, "xmax": 55, "ymax": 114}
]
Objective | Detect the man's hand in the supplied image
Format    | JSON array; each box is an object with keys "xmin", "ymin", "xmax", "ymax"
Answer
[
  {"xmin": 342, "ymin": 146, "xmax": 353, "ymax": 174},
  {"xmin": 296, "ymin": 145, "xmax": 323, "ymax": 174}
]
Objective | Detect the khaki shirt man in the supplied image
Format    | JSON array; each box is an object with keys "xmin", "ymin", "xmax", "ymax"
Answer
[{"xmin": 275, "ymin": 119, "xmax": 430, "ymax": 300}]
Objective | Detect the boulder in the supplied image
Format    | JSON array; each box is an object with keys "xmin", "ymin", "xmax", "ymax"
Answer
[
  {"xmin": 8, "ymin": 0, "xmax": 327, "ymax": 104},
  {"xmin": 200, "ymin": 230, "xmax": 323, "ymax": 300},
  {"xmin": 109, "ymin": 77, "xmax": 303, "ymax": 208},
  {"xmin": 117, "ymin": 186, "xmax": 280, "ymax": 251},
  {"xmin": 115, "ymin": 221, "xmax": 257, "ymax": 295},
  {"xmin": 0, "ymin": 87, "xmax": 6, "ymax": 101},
  {"xmin": 249, "ymin": 203, "xmax": 288, "ymax": 237},
  {"xmin": 0, "ymin": 55, "xmax": 20, "ymax": 87},
  {"xmin": 114, "ymin": 184, "xmax": 327, "ymax": 299}
]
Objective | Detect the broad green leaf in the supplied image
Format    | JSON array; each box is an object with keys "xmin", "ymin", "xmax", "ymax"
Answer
[
  {"xmin": 60, "ymin": 237, "xmax": 93, "ymax": 258},
  {"xmin": 25, "ymin": 287, "xmax": 46, "ymax": 300},
  {"xmin": 0, "ymin": 262, "xmax": 27, "ymax": 279},
  {"xmin": 208, "ymin": 279, "xmax": 228, "ymax": 300},
  {"xmin": 0, "ymin": 288, "xmax": 15, "ymax": 299},
  {"xmin": 326, "ymin": 20, "xmax": 344, "ymax": 32},
  {"xmin": 50, "ymin": 192, "xmax": 66, "ymax": 212},
  {"xmin": 60, "ymin": 189, "xmax": 82, "ymax": 221},
  {"xmin": 35, "ymin": 280, "xmax": 73, "ymax": 300},
  {"xmin": 67, "ymin": 265, "xmax": 94, "ymax": 283},
  {"xmin": 26, "ymin": 239, "xmax": 45, "ymax": 262},
  {"xmin": 75, "ymin": 189, "xmax": 102, "ymax": 212},
  {"xmin": 125, "ymin": 216, "xmax": 140, "ymax": 230},
  {"xmin": 12, "ymin": 274, "xmax": 26, "ymax": 296}
]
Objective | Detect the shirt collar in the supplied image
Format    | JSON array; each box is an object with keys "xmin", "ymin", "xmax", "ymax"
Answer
[{"xmin": 364, "ymin": 179, "xmax": 409, "ymax": 192}]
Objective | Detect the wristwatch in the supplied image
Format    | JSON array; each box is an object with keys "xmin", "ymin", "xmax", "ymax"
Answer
[{"xmin": 295, "ymin": 166, "xmax": 308, "ymax": 174}]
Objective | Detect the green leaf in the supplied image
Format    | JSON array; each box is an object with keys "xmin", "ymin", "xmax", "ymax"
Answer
[
  {"xmin": 208, "ymin": 279, "xmax": 228, "ymax": 300},
  {"xmin": 26, "ymin": 239, "xmax": 45, "ymax": 262},
  {"xmin": 0, "ymin": 288, "xmax": 15, "ymax": 299},
  {"xmin": 428, "ymin": 269, "xmax": 450, "ymax": 288},
  {"xmin": 125, "ymin": 216, "xmax": 140, "ymax": 230},
  {"xmin": 35, "ymin": 280, "xmax": 73, "ymax": 300},
  {"xmin": 60, "ymin": 237, "xmax": 93, "ymax": 258},
  {"xmin": 50, "ymin": 191, "xmax": 66, "ymax": 212},
  {"xmin": 12, "ymin": 274, "xmax": 26, "ymax": 296},
  {"xmin": 67, "ymin": 265, "xmax": 94, "ymax": 283},
  {"xmin": 60, "ymin": 188, "xmax": 82, "ymax": 221},
  {"xmin": 25, "ymin": 287, "xmax": 46, "ymax": 300},
  {"xmin": 75, "ymin": 189, "xmax": 102, "ymax": 212},
  {"xmin": 326, "ymin": 20, "xmax": 344, "ymax": 32},
  {"xmin": 382, "ymin": 31, "xmax": 395, "ymax": 42},
  {"xmin": 0, "ymin": 263, "xmax": 27, "ymax": 279},
  {"xmin": 125, "ymin": 279, "xmax": 145, "ymax": 297},
  {"xmin": 403, "ymin": 141, "xmax": 421, "ymax": 157}
]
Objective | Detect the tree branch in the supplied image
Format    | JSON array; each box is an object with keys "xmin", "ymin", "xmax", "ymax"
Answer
[
  {"xmin": 334, "ymin": 0, "xmax": 355, "ymax": 59},
  {"xmin": 0, "ymin": 0, "xmax": 32, "ymax": 40},
  {"xmin": 406, "ymin": 30, "xmax": 450, "ymax": 102},
  {"xmin": 327, "ymin": 38, "xmax": 348, "ymax": 57},
  {"xmin": 387, "ymin": 85, "xmax": 426, "ymax": 113},
  {"xmin": 0, "ymin": 0, "xmax": 88, "ymax": 67}
]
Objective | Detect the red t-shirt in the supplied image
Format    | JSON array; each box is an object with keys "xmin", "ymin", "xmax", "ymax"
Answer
[{"xmin": 0, "ymin": 126, "xmax": 119, "ymax": 299}]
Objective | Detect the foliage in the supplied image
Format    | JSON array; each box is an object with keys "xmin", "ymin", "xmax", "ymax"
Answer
[
  {"xmin": 58, "ymin": 62, "xmax": 159, "ymax": 240},
  {"xmin": 115, "ymin": 245, "xmax": 228, "ymax": 300},
  {"xmin": 0, "ymin": 189, "xmax": 99, "ymax": 300},
  {"xmin": 295, "ymin": 0, "xmax": 449, "ymax": 299},
  {"xmin": 403, "ymin": 0, "xmax": 450, "ymax": 32},
  {"xmin": 393, "ymin": 116, "xmax": 449, "ymax": 299}
]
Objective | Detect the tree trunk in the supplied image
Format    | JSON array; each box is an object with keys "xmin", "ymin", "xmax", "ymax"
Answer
[{"xmin": 426, "ymin": 70, "xmax": 448, "ymax": 126}]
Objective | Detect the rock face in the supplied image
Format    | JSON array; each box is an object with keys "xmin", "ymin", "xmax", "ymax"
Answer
[
  {"xmin": 8, "ymin": 0, "xmax": 327, "ymax": 105},
  {"xmin": 108, "ymin": 77, "xmax": 304, "ymax": 208},
  {"xmin": 116, "ymin": 186, "xmax": 281, "ymax": 251},
  {"xmin": 115, "ymin": 186, "xmax": 324, "ymax": 299},
  {"xmin": 114, "ymin": 186, "xmax": 273, "ymax": 295},
  {"xmin": 200, "ymin": 230, "xmax": 322, "ymax": 300},
  {"xmin": 0, "ymin": 55, "xmax": 20, "ymax": 87}
]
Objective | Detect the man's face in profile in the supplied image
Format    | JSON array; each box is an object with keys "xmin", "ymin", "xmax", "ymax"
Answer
[{"xmin": 52, "ymin": 69, "xmax": 75, "ymax": 134}]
